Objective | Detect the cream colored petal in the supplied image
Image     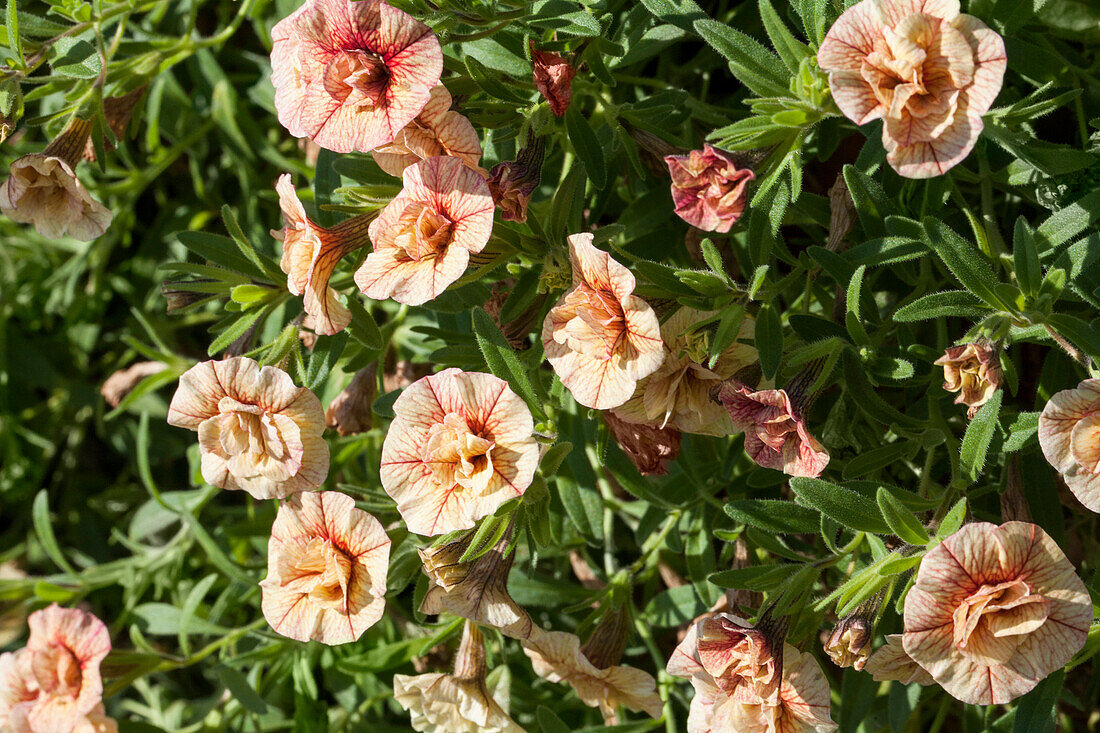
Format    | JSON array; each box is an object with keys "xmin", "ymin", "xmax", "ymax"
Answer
[
  {"xmin": 167, "ymin": 360, "xmax": 233, "ymax": 429},
  {"xmin": 817, "ymin": 0, "xmax": 884, "ymax": 72},
  {"xmin": 952, "ymin": 14, "xmax": 1007, "ymax": 115},
  {"xmin": 864, "ymin": 634, "xmax": 934, "ymax": 685},
  {"xmin": 356, "ymin": 238, "xmax": 470, "ymax": 306},
  {"xmin": 401, "ymin": 156, "xmax": 494, "ymax": 252},
  {"xmin": 393, "ymin": 673, "xmax": 524, "ymax": 733},
  {"xmin": 884, "ymin": 107, "xmax": 981, "ymax": 179}
]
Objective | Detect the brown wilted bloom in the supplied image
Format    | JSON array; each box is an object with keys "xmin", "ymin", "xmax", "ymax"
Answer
[
  {"xmin": 603, "ymin": 411, "xmax": 681, "ymax": 476},
  {"xmin": 487, "ymin": 136, "xmax": 545, "ymax": 223},
  {"xmin": 161, "ymin": 281, "xmax": 212, "ymax": 314},
  {"xmin": 530, "ymin": 41, "xmax": 576, "ymax": 116},
  {"xmin": 826, "ymin": 174, "xmax": 855, "ymax": 252},
  {"xmin": 101, "ymin": 361, "xmax": 168, "ymax": 408},
  {"xmin": 372, "ymin": 84, "xmax": 483, "ymax": 177},
  {"xmin": 864, "ymin": 634, "xmax": 934, "ymax": 686},
  {"xmin": 326, "ymin": 365, "xmax": 378, "ymax": 436},
  {"xmin": 83, "ymin": 85, "xmax": 147, "ymax": 161},
  {"xmin": 935, "ymin": 341, "xmax": 1002, "ymax": 418},
  {"xmin": 1039, "ymin": 378, "xmax": 1100, "ymax": 512},
  {"xmin": 824, "ymin": 616, "xmax": 871, "ymax": 671},
  {"xmin": 418, "ymin": 528, "xmax": 533, "ymax": 640},
  {"xmin": 665, "ymin": 144, "xmax": 755, "ymax": 233},
  {"xmin": 383, "ymin": 359, "xmax": 433, "ymax": 393}
]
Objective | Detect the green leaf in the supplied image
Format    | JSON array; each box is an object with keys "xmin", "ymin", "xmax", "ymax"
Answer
[
  {"xmin": 1046, "ymin": 313, "xmax": 1100, "ymax": 363},
  {"xmin": 539, "ymin": 441, "xmax": 573, "ymax": 477},
  {"xmin": 305, "ymin": 332, "xmax": 348, "ymax": 391},
  {"xmin": 564, "ymin": 107, "xmax": 607, "ymax": 190},
  {"xmin": 843, "ymin": 165, "xmax": 887, "ymax": 238},
  {"xmin": 464, "ymin": 55, "xmax": 527, "ymax": 103},
  {"xmin": 537, "ymin": 706, "xmax": 572, "ymax": 733},
  {"xmin": 959, "ymin": 390, "xmax": 1003, "ymax": 484},
  {"xmin": 723, "ymin": 499, "xmax": 821, "ymax": 534},
  {"xmin": 346, "ymin": 297, "xmax": 384, "ymax": 350},
  {"xmin": 639, "ymin": 0, "xmax": 707, "ymax": 33},
  {"xmin": 709, "ymin": 304, "xmax": 745, "ymax": 369},
  {"xmin": 177, "ymin": 231, "xmax": 269, "ymax": 281},
  {"xmin": 841, "ymin": 350, "xmax": 923, "ymax": 428},
  {"xmin": 758, "ymin": 0, "xmax": 810, "ymax": 72},
  {"xmin": 693, "ymin": 19, "xmax": 789, "ymax": 97},
  {"xmin": 6, "ymin": 0, "xmax": 22, "ymax": 64},
  {"xmin": 921, "ymin": 217, "xmax": 1006, "ymax": 310},
  {"xmin": 792, "ymin": 0, "xmax": 827, "ymax": 44},
  {"xmin": 51, "ymin": 38, "xmax": 102, "ymax": 79},
  {"xmin": 1013, "ymin": 217, "xmax": 1042, "ymax": 297},
  {"xmin": 215, "ymin": 666, "xmax": 268, "ymax": 715},
  {"xmin": 1012, "ymin": 670, "xmax": 1064, "ymax": 733},
  {"xmin": 790, "ymin": 477, "xmax": 891, "ymax": 534},
  {"xmin": 708, "ymin": 563, "xmax": 802, "ymax": 590},
  {"xmin": 472, "ymin": 307, "xmax": 544, "ymax": 416},
  {"xmin": 1004, "ymin": 412, "xmax": 1040, "ymax": 452},
  {"xmin": 1036, "ymin": 189, "xmax": 1100, "ymax": 254},
  {"xmin": 459, "ymin": 514, "xmax": 512, "ymax": 563},
  {"xmin": 876, "ymin": 487, "xmax": 930, "ymax": 545},
  {"xmin": 936, "ymin": 498, "xmax": 968, "ymax": 539},
  {"xmin": 755, "ymin": 303, "xmax": 783, "ymax": 380},
  {"xmin": 893, "ymin": 291, "xmax": 988, "ymax": 322},
  {"xmin": 207, "ymin": 306, "xmax": 266, "ymax": 357},
  {"xmin": 33, "ymin": 490, "xmax": 78, "ymax": 576}
]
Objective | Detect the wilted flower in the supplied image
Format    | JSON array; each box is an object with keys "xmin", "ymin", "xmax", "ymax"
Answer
[
  {"xmin": 372, "ymin": 84, "xmax": 482, "ymax": 176},
  {"xmin": 355, "ymin": 156, "xmax": 494, "ymax": 306},
  {"xmin": 603, "ymin": 412, "xmax": 681, "ymax": 476},
  {"xmin": 100, "ymin": 361, "xmax": 168, "ymax": 408},
  {"xmin": 542, "ymin": 233, "xmax": 664, "ymax": 410},
  {"xmin": 275, "ymin": 174, "xmax": 373, "ymax": 336},
  {"xmin": 326, "ymin": 365, "xmax": 378, "ymax": 436},
  {"xmin": 717, "ymin": 647, "xmax": 837, "ymax": 733},
  {"xmin": 487, "ymin": 136, "xmax": 545, "ymax": 223},
  {"xmin": 167, "ymin": 357, "xmax": 329, "ymax": 500},
  {"xmin": 260, "ymin": 491, "xmax": 390, "ymax": 645},
  {"xmin": 379, "ymin": 369, "xmax": 539, "ymax": 536},
  {"xmin": 903, "ymin": 521, "xmax": 1091, "ymax": 704},
  {"xmin": 530, "ymin": 42, "xmax": 576, "ymax": 116},
  {"xmin": 0, "ymin": 118, "xmax": 112, "ymax": 241},
  {"xmin": 863, "ymin": 634, "xmax": 934, "ymax": 686},
  {"xmin": 664, "ymin": 145, "xmax": 754, "ymax": 233},
  {"xmin": 935, "ymin": 341, "xmax": 1002, "ymax": 418},
  {"xmin": 612, "ymin": 308, "xmax": 759, "ymax": 436},
  {"xmin": 270, "ymin": 0, "xmax": 442, "ymax": 154},
  {"xmin": 1039, "ymin": 378, "xmax": 1100, "ymax": 512},
  {"xmin": 394, "ymin": 622, "xmax": 523, "ymax": 733},
  {"xmin": 0, "ymin": 604, "xmax": 112, "ymax": 733},
  {"xmin": 824, "ymin": 616, "xmax": 871, "ymax": 671},
  {"xmin": 817, "ymin": 0, "xmax": 1006, "ymax": 178}
]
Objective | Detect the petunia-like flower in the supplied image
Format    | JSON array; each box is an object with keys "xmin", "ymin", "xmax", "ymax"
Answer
[
  {"xmin": 902, "ymin": 521, "xmax": 1091, "ymax": 704},
  {"xmin": 275, "ymin": 174, "xmax": 372, "ymax": 336},
  {"xmin": 715, "ymin": 647, "xmax": 837, "ymax": 733},
  {"xmin": 0, "ymin": 604, "xmax": 112, "ymax": 733},
  {"xmin": 260, "ymin": 491, "xmax": 390, "ymax": 645},
  {"xmin": 612, "ymin": 308, "xmax": 759, "ymax": 436},
  {"xmin": 816, "ymin": 0, "xmax": 1006, "ymax": 178},
  {"xmin": 270, "ymin": 0, "xmax": 442, "ymax": 154},
  {"xmin": 167, "ymin": 357, "xmax": 329, "ymax": 500},
  {"xmin": 603, "ymin": 412, "xmax": 681, "ymax": 476},
  {"xmin": 935, "ymin": 341, "xmax": 1002, "ymax": 418},
  {"xmin": 372, "ymin": 85, "xmax": 482, "ymax": 176},
  {"xmin": 823, "ymin": 616, "xmax": 871, "ymax": 671},
  {"xmin": 542, "ymin": 233, "xmax": 664, "ymax": 410},
  {"xmin": 379, "ymin": 369, "xmax": 539, "ymax": 536},
  {"xmin": 486, "ymin": 136, "xmax": 545, "ymax": 223},
  {"xmin": 664, "ymin": 145, "xmax": 755, "ymax": 233},
  {"xmin": 1038, "ymin": 378, "xmax": 1100, "ymax": 512},
  {"xmin": 530, "ymin": 42, "xmax": 576, "ymax": 117},
  {"xmin": 0, "ymin": 118, "xmax": 112, "ymax": 241},
  {"xmin": 863, "ymin": 634, "xmax": 934, "ymax": 685},
  {"xmin": 355, "ymin": 156, "xmax": 494, "ymax": 306}
]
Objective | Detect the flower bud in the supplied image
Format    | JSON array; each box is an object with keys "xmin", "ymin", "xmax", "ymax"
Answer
[
  {"xmin": 486, "ymin": 136, "xmax": 545, "ymax": 223},
  {"xmin": 824, "ymin": 615, "xmax": 872, "ymax": 671},
  {"xmin": 580, "ymin": 603, "xmax": 630, "ymax": 671}
]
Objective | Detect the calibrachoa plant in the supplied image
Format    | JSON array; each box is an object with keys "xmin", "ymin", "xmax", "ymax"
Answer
[{"xmin": 1, "ymin": 0, "xmax": 1099, "ymax": 730}]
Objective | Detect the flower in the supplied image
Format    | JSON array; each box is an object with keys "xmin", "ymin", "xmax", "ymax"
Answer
[
  {"xmin": 260, "ymin": 491, "xmax": 390, "ymax": 645},
  {"xmin": 935, "ymin": 341, "xmax": 1002, "ymax": 418},
  {"xmin": 612, "ymin": 307, "xmax": 759, "ymax": 435},
  {"xmin": 0, "ymin": 604, "xmax": 112, "ymax": 733},
  {"xmin": 100, "ymin": 361, "xmax": 168, "ymax": 408},
  {"xmin": 486, "ymin": 136, "xmax": 545, "ymax": 223},
  {"xmin": 715, "ymin": 647, "xmax": 837, "ymax": 733},
  {"xmin": 863, "ymin": 634, "xmax": 934, "ymax": 685},
  {"xmin": 530, "ymin": 42, "xmax": 575, "ymax": 116},
  {"xmin": 379, "ymin": 369, "xmax": 539, "ymax": 536},
  {"xmin": 664, "ymin": 145, "xmax": 755, "ymax": 233},
  {"xmin": 167, "ymin": 357, "xmax": 329, "ymax": 500},
  {"xmin": 325, "ymin": 365, "xmax": 378, "ymax": 436},
  {"xmin": 270, "ymin": 0, "xmax": 442, "ymax": 153},
  {"xmin": 1039, "ymin": 378, "xmax": 1100, "ymax": 512},
  {"xmin": 542, "ymin": 233, "xmax": 664, "ymax": 410},
  {"xmin": 603, "ymin": 411, "xmax": 681, "ymax": 476},
  {"xmin": 902, "ymin": 521, "xmax": 1091, "ymax": 704},
  {"xmin": 824, "ymin": 616, "xmax": 872, "ymax": 671},
  {"xmin": 355, "ymin": 156, "xmax": 494, "ymax": 306},
  {"xmin": 371, "ymin": 84, "xmax": 482, "ymax": 176},
  {"xmin": 275, "ymin": 174, "xmax": 372, "ymax": 336},
  {"xmin": 816, "ymin": 0, "xmax": 1007, "ymax": 178},
  {"xmin": 0, "ymin": 118, "xmax": 112, "ymax": 241}
]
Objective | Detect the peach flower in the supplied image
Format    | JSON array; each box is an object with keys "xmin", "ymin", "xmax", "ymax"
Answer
[
  {"xmin": 167, "ymin": 357, "xmax": 329, "ymax": 500},
  {"xmin": 716, "ymin": 648, "xmax": 837, "ymax": 733},
  {"xmin": 664, "ymin": 145, "xmax": 754, "ymax": 233},
  {"xmin": 380, "ymin": 369, "xmax": 539, "ymax": 536},
  {"xmin": 486, "ymin": 136, "xmax": 545, "ymax": 223},
  {"xmin": 542, "ymin": 233, "xmax": 663, "ymax": 410},
  {"xmin": 823, "ymin": 617, "xmax": 872, "ymax": 671},
  {"xmin": 270, "ymin": 0, "xmax": 442, "ymax": 154},
  {"xmin": 612, "ymin": 307, "xmax": 759, "ymax": 435},
  {"xmin": 817, "ymin": 0, "xmax": 1006, "ymax": 178},
  {"xmin": 863, "ymin": 634, "xmax": 934, "ymax": 685},
  {"xmin": 935, "ymin": 341, "xmax": 1002, "ymax": 418},
  {"xmin": 260, "ymin": 491, "xmax": 390, "ymax": 645},
  {"xmin": 274, "ymin": 174, "xmax": 372, "ymax": 336},
  {"xmin": 355, "ymin": 156, "xmax": 494, "ymax": 306},
  {"xmin": 903, "ymin": 522, "xmax": 1091, "ymax": 704},
  {"xmin": 1039, "ymin": 378, "xmax": 1100, "ymax": 512},
  {"xmin": 372, "ymin": 85, "xmax": 482, "ymax": 176},
  {"xmin": 0, "ymin": 604, "xmax": 112, "ymax": 733},
  {"xmin": 530, "ymin": 42, "xmax": 575, "ymax": 117}
]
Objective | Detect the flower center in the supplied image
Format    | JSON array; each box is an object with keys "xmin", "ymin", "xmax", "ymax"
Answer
[
  {"xmin": 31, "ymin": 644, "xmax": 83, "ymax": 698},
  {"xmin": 295, "ymin": 537, "xmax": 356, "ymax": 611},
  {"xmin": 422, "ymin": 412, "xmax": 496, "ymax": 493},
  {"xmin": 323, "ymin": 49, "xmax": 390, "ymax": 108},
  {"xmin": 697, "ymin": 620, "xmax": 776, "ymax": 696},
  {"xmin": 952, "ymin": 579, "xmax": 1050, "ymax": 656},
  {"xmin": 556, "ymin": 285, "xmax": 626, "ymax": 361},
  {"xmin": 1069, "ymin": 414, "xmax": 1100, "ymax": 474},
  {"xmin": 393, "ymin": 201, "xmax": 454, "ymax": 262},
  {"xmin": 217, "ymin": 397, "xmax": 287, "ymax": 461}
]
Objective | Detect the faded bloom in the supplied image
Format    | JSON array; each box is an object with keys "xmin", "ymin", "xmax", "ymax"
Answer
[
  {"xmin": 664, "ymin": 145, "xmax": 755, "ymax": 233},
  {"xmin": 487, "ymin": 136, "xmax": 545, "ymax": 223},
  {"xmin": 260, "ymin": 491, "xmax": 390, "ymax": 645},
  {"xmin": 100, "ymin": 361, "xmax": 168, "ymax": 408},
  {"xmin": 1039, "ymin": 378, "xmax": 1100, "ymax": 512},
  {"xmin": 326, "ymin": 365, "xmax": 378, "ymax": 436},
  {"xmin": 355, "ymin": 156, "xmax": 494, "ymax": 306},
  {"xmin": 530, "ymin": 42, "xmax": 576, "ymax": 116},
  {"xmin": 935, "ymin": 341, "xmax": 1002, "ymax": 418},
  {"xmin": 167, "ymin": 357, "xmax": 329, "ymax": 500},
  {"xmin": 717, "ymin": 647, "xmax": 837, "ymax": 733},
  {"xmin": 0, "ymin": 604, "xmax": 112, "ymax": 733},
  {"xmin": 903, "ymin": 521, "xmax": 1091, "ymax": 704},
  {"xmin": 613, "ymin": 307, "xmax": 759, "ymax": 436},
  {"xmin": 372, "ymin": 84, "xmax": 482, "ymax": 176},
  {"xmin": 824, "ymin": 617, "xmax": 871, "ymax": 671},
  {"xmin": 1, "ymin": 118, "xmax": 112, "ymax": 241},
  {"xmin": 817, "ymin": 0, "xmax": 1006, "ymax": 178},
  {"xmin": 863, "ymin": 634, "xmax": 934, "ymax": 685},
  {"xmin": 542, "ymin": 233, "xmax": 664, "ymax": 410},
  {"xmin": 603, "ymin": 411, "xmax": 681, "ymax": 476},
  {"xmin": 270, "ymin": 0, "xmax": 442, "ymax": 154},
  {"xmin": 380, "ymin": 369, "xmax": 539, "ymax": 536}
]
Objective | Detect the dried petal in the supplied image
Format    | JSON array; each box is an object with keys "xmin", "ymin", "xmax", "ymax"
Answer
[
  {"xmin": 664, "ymin": 145, "xmax": 754, "ymax": 233},
  {"xmin": 100, "ymin": 361, "xmax": 167, "ymax": 408},
  {"xmin": 934, "ymin": 342, "xmax": 1002, "ymax": 418},
  {"xmin": 530, "ymin": 43, "xmax": 576, "ymax": 116},
  {"xmin": 326, "ymin": 365, "xmax": 378, "ymax": 436},
  {"xmin": 603, "ymin": 411, "xmax": 681, "ymax": 475}
]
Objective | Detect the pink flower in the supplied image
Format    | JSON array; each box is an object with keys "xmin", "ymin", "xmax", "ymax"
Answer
[
  {"xmin": 167, "ymin": 357, "xmax": 329, "ymax": 500},
  {"xmin": 903, "ymin": 522, "xmax": 1091, "ymax": 704},
  {"xmin": 817, "ymin": 0, "xmax": 1006, "ymax": 178},
  {"xmin": 530, "ymin": 42, "xmax": 576, "ymax": 117},
  {"xmin": 260, "ymin": 491, "xmax": 390, "ymax": 645},
  {"xmin": 379, "ymin": 369, "xmax": 539, "ymax": 536},
  {"xmin": 355, "ymin": 156, "xmax": 494, "ymax": 306},
  {"xmin": 0, "ymin": 604, "xmax": 113, "ymax": 733},
  {"xmin": 664, "ymin": 145, "xmax": 754, "ymax": 233},
  {"xmin": 542, "ymin": 233, "xmax": 664, "ymax": 410},
  {"xmin": 270, "ymin": 0, "xmax": 442, "ymax": 154},
  {"xmin": 1039, "ymin": 378, "xmax": 1100, "ymax": 512},
  {"xmin": 371, "ymin": 84, "xmax": 483, "ymax": 177}
]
